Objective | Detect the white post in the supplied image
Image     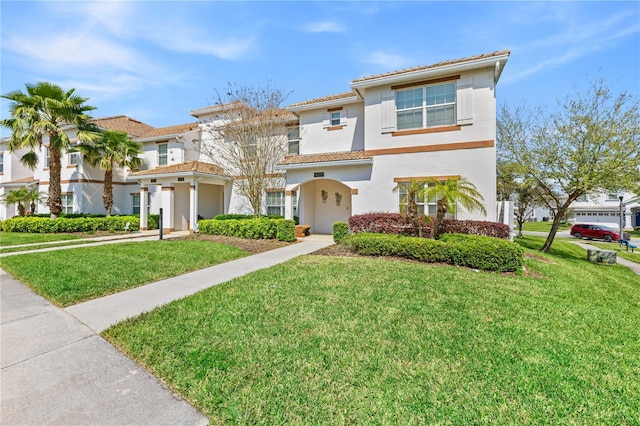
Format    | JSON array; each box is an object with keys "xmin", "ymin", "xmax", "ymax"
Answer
[
  {"xmin": 161, "ymin": 185, "xmax": 174, "ymax": 234},
  {"xmin": 140, "ymin": 186, "xmax": 148, "ymax": 230},
  {"xmin": 189, "ymin": 182, "xmax": 198, "ymax": 233}
]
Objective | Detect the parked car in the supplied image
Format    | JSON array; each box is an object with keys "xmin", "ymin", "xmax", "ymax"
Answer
[{"xmin": 570, "ymin": 224, "xmax": 621, "ymax": 242}]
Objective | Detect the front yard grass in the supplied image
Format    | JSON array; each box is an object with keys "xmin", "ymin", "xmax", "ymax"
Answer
[
  {"xmin": 0, "ymin": 231, "xmax": 83, "ymax": 246},
  {"xmin": 521, "ymin": 221, "xmax": 571, "ymax": 232},
  {"xmin": 104, "ymin": 236, "xmax": 640, "ymax": 424},
  {"xmin": 0, "ymin": 239, "xmax": 97, "ymax": 254},
  {"xmin": 0, "ymin": 240, "xmax": 249, "ymax": 307}
]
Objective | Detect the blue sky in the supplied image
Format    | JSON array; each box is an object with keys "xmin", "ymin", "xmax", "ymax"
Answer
[{"xmin": 1, "ymin": 1, "xmax": 638, "ymax": 134}]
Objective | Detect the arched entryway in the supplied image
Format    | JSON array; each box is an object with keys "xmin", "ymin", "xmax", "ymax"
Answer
[{"xmin": 297, "ymin": 179, "xmax": 352, "ymax": 234}]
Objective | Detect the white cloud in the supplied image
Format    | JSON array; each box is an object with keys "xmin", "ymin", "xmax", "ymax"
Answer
[
  {"xmin": 302, "ymin": 21, "xmax": 346, "ymax": 33},
  {"xmin": 362, "ymin": 52, "xmax": 411, "ymax": 70}
]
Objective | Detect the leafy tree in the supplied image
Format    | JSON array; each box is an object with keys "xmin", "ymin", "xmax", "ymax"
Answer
[
  {"xmin": 423, "ymin": 177, "xmax": 487, "ymax": 239},
  {"xmin": 199, "ymin": 82, "xmax": 292, "ymax": 217},
  {"xmin": 498, "ymin": 79, "xmax": 640, "ymax": 252},
  {"xmin": 512, "ymin": 179, "xmax": 542, "ymax": 238},
  {"xmin": 79, "ymin": 130, "xmax": 142, "ymax": 216},
  {"xmin": 1, "ymin": 82, "xmax": 99, "ymax": 218}
]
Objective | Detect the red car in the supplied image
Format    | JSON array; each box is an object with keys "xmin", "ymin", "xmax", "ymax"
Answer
[{"xmin": 570, "ymin": 224, "xmax": 620, "ymax": 242}]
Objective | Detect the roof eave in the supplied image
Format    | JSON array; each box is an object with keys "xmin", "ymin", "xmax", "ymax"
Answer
[
  {"xmin": 287, "ymin": 95, "xmax": 362, "ymax": 113},
  {"xmin": 276, "ymin": 158, "xmax": 373, "ymax": 170},
  {"xmin": 350, "ymin": 52, "xmax": 511, "ymax": 89},
  {"xmin": 136, "ymin": 130, "xmax": 198, "ymax": 143},
  {"xmin": 127, "ymin": 171, "xmax": 230, "ymax": 181}
]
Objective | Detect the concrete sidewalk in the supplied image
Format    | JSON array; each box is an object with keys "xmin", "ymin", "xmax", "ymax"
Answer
[{"xmin": 1, "ymin": 235, "xmax": 333, "ymax": 425}]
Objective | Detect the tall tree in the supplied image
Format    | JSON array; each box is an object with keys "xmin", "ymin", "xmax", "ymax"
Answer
[
  {"xmin": 498, "ymin": 80, "xmax": 640, "ymax": 253},
  {"xmin": 1, "ymin": 82, "xmax": 98, "ymax": 218},
  {"xmin": 199, "ymin": 82, "xmax": 292, "ymax": 216},
  {"xmin": 512, "ymin": 178, "xmax": 542, "ymax": 238},
  {"xmin": 423, "ymin": 177, "xmax": 487, "ymax": 239},
  {"xmin": 79, "ymin": 130, "xmax": 142, "ymax": 216}
]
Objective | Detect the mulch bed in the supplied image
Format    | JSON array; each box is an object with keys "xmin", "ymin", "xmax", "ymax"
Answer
[{"xmin": 173, "ymin": 234, "xmax": 295, "ymax": 255}]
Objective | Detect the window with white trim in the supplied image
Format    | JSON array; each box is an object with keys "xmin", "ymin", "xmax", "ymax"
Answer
[
  {"xmin": 44, "ymin": 147, "xmax": 50, "ymax": 168},
  {"xmin": 0, "ymin": 152, "xmax": 4, "ymax": 173},
  {"xmin": 68, "ymin": 143, "xmax": 81, "ymax": 166},
  {"xmin": 158, "ymin": 143, "xmax": 168, "ymax": 166},
  {"xmin": 396, "ymin": 82, "xmax": 456, "ymax": 130},
  {"xmin": 288, "ymin": 126, "xmax": 300, "ymax": 155},
  {"xmin": 607, "ymin": 192, "xmax": 619, "ymax": 201},
  {"xmin": 397, "ymin": 181, "xmax": 455, "ymax": 218},
  {"xmin": 330, "ymin": 111, "xmax": 341, "ymax": 126},
  {"xmin": 132, "ymin": 194, "xmax": 140, "ymax": 214},
  {"xmin": 266, "ymin": 191, "xmax": 284, "ymax": 216},
  {"xmin": 61, "ymin": 194, "xmax": 73, "ymax": 214}
]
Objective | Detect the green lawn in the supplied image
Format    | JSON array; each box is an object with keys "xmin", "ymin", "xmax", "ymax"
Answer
[
  {"xmin": 0, "ymin": 240, "xmax": 249, "ymax": 307},
  {"xmin": 0, "ymin": 239, "xmax": 97, "ymax": 254},
  {"xmin": 521, "ymin": 221, "xmax": 571, "ymax": 232},
  {"xmin": 0, "ymin": 232, "xmax": 83, "ymax": 246},
  {"xmin": 104, "ymin": 236, "xmax": 640, "ymax": 424}
]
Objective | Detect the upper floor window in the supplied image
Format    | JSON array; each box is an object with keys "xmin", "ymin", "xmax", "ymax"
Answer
[
  {"xmin": 330, "ymin": 111, "xmax": 341, "ymax": 126},
  {"xmin": 266, "ymin": 191, "xmax": 284, "ymax": 216},
  {"xmin": 0, "ymin": 152, "xmax": 4, "ymax": 173},
  {"xmin": 396, "ymin": 82, "xmax": 456, "ymax": 130},
  {"xmin": 44, "ymin": 147, "xmax": 50, "ymax": 168},
  {"xmin": 287, "ymin": 126, "xmax": 300, "ymax": 155},
  {"xmin": 607, "ymin": 192, "xmax": 620, "ymax": 201},
  {"xmin": 68, "ymin": 143, "xmax": 81, "ymax": 166},
  {"xmin": 158, "ymin": 143, "xmax": 168, "ymax": 166}
]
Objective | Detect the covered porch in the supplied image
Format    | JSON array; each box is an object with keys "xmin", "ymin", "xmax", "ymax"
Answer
[{"xmin": 128, "ymin": 161, "xmax": 231, "ymax": 233}]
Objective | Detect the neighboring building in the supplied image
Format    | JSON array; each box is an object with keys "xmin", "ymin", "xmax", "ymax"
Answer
[{"xmin": 2, "ymin": 50, "xmax": 511, "ymax": 234}]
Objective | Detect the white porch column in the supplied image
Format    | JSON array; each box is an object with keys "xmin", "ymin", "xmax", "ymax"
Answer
[
  {"xmin": 161, "ymin": 185, "xmax": 175, "ymax": 234},
  {"xmin": 140, "ymin": 186, "xmax": 149, "ymax": 230},
  {"xmin": 284, "ymin": 189, "xmax": 294, "ymax": 220},
  {"xmin": 189, "ymin": 182, "xmax": 198, "ymax": 233}
]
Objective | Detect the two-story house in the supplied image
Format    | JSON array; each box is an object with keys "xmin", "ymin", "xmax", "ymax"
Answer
[
  {"xmin": 2, "ymin": 50, "xmax": 510, "ymax": 235},
  {"xmin": 278, "ymin": 51, "xmax": 509, "ymax": 234}
]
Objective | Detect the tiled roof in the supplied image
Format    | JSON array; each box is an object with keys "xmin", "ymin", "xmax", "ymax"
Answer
[
  {"xmin": 288, "ymin": 92, "xmax": 359, "ymax": 109},
  {"xmin": 129, "ymin": 161, "xmax": 226, "ymax": 177},
  {"xmin": 0, "ymin": 176, "xmax": 39, "ymax": 186},
  {"xmin": 352, "ymin": 50, "xmax": 510, "ymax": 83},
  {"xmin": 91, "ymin": 116, "xmax": 155, "ymax": 137},
  {"xmin": 138, "ymin": 123, "xmax": 200, "ymax": 139},
  {"xmin": 279, "ymin": 150, "xmax": 372, "ymax": 166}
]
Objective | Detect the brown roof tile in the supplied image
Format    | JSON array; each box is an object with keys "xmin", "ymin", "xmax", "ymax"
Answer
[
  {"xmin": 91, "ymin": 116, "xmax": 155, "ymax": 137},
  {"xmin": 129, "ymin": 161, "xmax": 226, "ymax": 177},
  {"xmin": 139, "ymin": 123, "xmax": 200, "ymax": 139},
  {"xmin": 288, "ymin": 92, "xmax": 359, "ymax": 109},
  {"xmin": 352, "ymin": 50, "xmax": 511, "ymax": 83},
  {"xmin": 0, "ymin": 176, "xmax": 39, "ymax": 186},
  {"xmin": 279, "ymin": 150, "xmax": 372, "ymax": 166}
]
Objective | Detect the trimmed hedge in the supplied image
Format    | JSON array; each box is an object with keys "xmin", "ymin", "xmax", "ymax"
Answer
[
  {"xmin": 198, "ymin": 217, "xmax": 296, "ymax": 242},
  {"xmin": 348, "ymin": 213, "xmax": 430, "ymax": 236},
  {"xmin": 348, "ymin": 213, "xmax": 510, "ymax": 239},
  {"xmin": 213, "ymin": 214, "xmax": 285, "ymax": 221},
  {"xmin": 0, "ymin": 215, "xmax": 156, "ymax": 233},
  {"xmin": 438, "ymin": 233, "xmax": 524, "ymax": 272},
  {"xmin": 342, "ymin": 232, "xmax": 523, "ymax": 272},
  {"xmin": 332, "ymin": 222, "xmax": 349, "ymax": 243}
]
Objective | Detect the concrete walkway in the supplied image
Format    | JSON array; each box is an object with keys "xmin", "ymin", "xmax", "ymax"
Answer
[{"xmin": 1, "ymin": 234, "xmax": 333, "ymax": 425}]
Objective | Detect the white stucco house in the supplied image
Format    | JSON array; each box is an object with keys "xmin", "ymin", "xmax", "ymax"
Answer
[
  {"xmin": 278, "ymin": 50, "xmax": 510, "ymax": 234},
  {"xmin": 2, "ymin": 50, "xmax": 510, "ymax": 235}
]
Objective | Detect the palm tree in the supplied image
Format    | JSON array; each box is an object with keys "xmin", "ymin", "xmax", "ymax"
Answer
[
  {"xmin": 79, "ymin": 130, "xmax": 142, "ymax": 216},
  {"xmin": 23, "ymin": 187, "xmax": 47, "ymax": 215},
  {"xmin": 1, "ymin": 82, "xmax": 98, "ymax": 218},
  {"xmin": 423, "ymin": 177, "xmax": 487, "ymax": 239},
  {"xmin": 393, "ymin": 179, "xmax": 428, "ymax": 237},
  {"xmin": 1, "ymin": 188, "xmax": 28, "ymax": 216}
]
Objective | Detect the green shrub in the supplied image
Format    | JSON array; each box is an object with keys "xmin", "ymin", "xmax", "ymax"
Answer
[
  {"xmin": 332, "ymin": 222, "xmax": 349, "ymax": 243},
  {"xmin": 342, "ymin": 233, "xmax": 523, "ymax": 272},
  {"xmin": 0, "ymin": 216, "xmax": 144, "ymax": 233},
  {"xmin": 213, "ymin": 214, "xmax": 285, "ymax": 221},
  {"xmin": 439, "ymin": 233, "xmax": 524, "ymax": 272},
  {"xmin": 276, "ymin": 219, "xmax": 296, "ymax": 242},
  {"xmin": 199, "ymin": 217, "xmax": 295, "ymax": 242}
]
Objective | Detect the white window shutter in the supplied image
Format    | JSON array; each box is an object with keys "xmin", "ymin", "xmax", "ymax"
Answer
[
  {"xmin": 381, "ymin": 90, "xmax": 396, "ymax": 133},
  {"xmin": 457, "ymin": 77, "xmax": 473, "ymax": 125},
  {"xmin": 340, "ymin": 109, "xmax": 348, "ymax": 126},
  {"xmin": 322, "ymin": 112, "xmax": 330, "ymax": 128}
]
